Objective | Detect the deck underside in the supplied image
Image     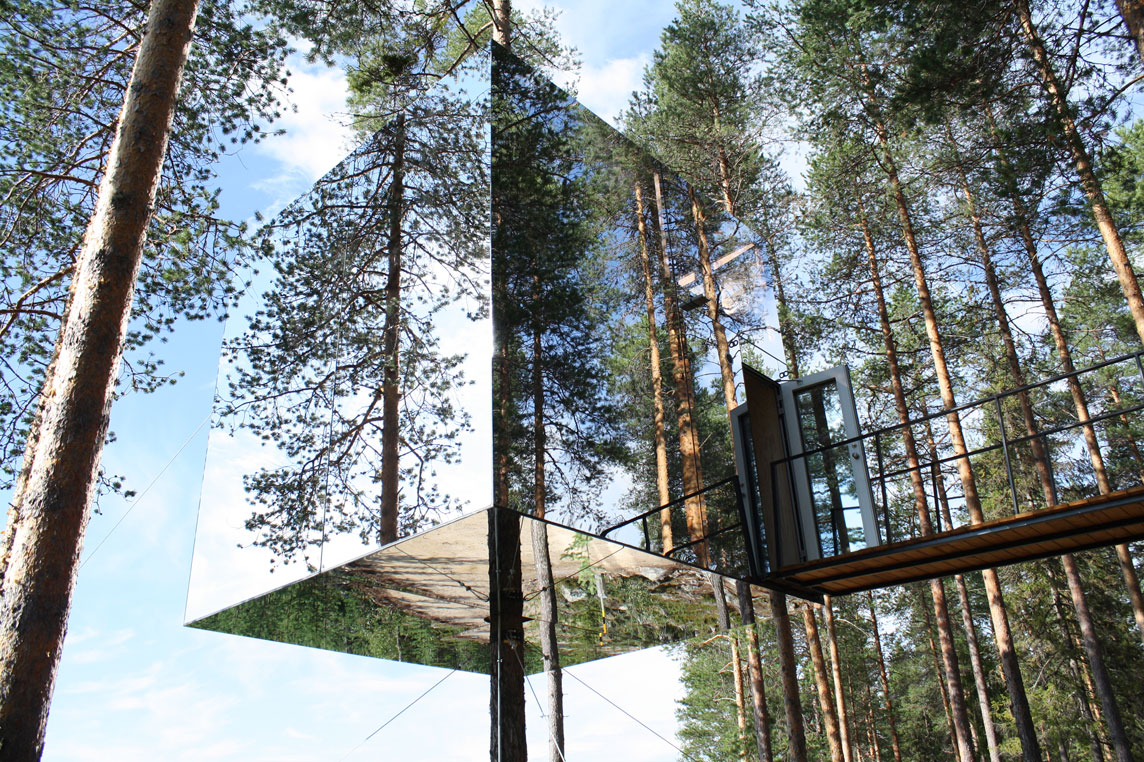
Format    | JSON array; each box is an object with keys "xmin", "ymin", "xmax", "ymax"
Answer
[{"xmin": 764, "ymin": 485, "xmax": 1144, "ymax": 596}]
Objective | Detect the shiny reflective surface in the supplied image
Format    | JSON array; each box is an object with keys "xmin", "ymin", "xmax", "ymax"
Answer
[{"xmin": 189, "ymin": 509, "xmax": 766, "ymax": 674}]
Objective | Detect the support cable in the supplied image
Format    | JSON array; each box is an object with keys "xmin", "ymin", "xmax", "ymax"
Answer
[
  {"xmin": 81, "ymin": 410, "xmax": 212, "ymax": 570},
  {"xmin": 564, "ymin": 669, "xmax": 700, "ymax": 761},
  {"xmin": 335, "ymin": 668, "xmax": 457, "ymax": 762}
]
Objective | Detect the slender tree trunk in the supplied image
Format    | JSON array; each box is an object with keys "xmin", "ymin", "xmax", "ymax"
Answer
[
  {"xmin": 761, "ymin": 246, "xmax": 809, "ymax": 762},
  {"xmin": 738, "ymin": 581, "xmax": 775, "ymax": 762},
  {"xmin": 652, "ymin": 172, "xmax": 707, "ymax": 564},
  {"xmin": 731, "ymin": 631, "xmax": 752, "ymax": 761},
  {"xmin": 1013, "ymin": 0, "xmax": 1144, "ymax": 346},
  {"xmin": 531, "ymin": 316, "xmax": 564, "ymax": 762},
  {"xmin": 870, "ymin": 117, "xmax": 1039, "ymax": 758},
  {"xmin": 634, "ymin": 182, "xmax": 674, "ymax": 552},
  {"xmin": 1060, "ymin": 554, "xmax": 1131, "ymax": 762},
  {"xmin": 803, "ymin": 604, "xmax": 845, "ymax": 762},
  {"xmin": 772, "ymin": 592, "xmax": 809, "ymax": 762},
  {"xmin": 824, "ymin": 596, "xmax": 854, "ymax": 762},
  {"xmin": 854, "ymin": 194, "xmax": 979, "ymax": 762},
  {"xmin": 1115, "ymin": 0, "xmax": 1144, "ymax": 66},
  {"xmin": 690, "ymin": 188, "xmax": 737, "ymax": 414},
  {"xmin": 921, "ymin": 586, "xmax": 963, "ymax": 761},
  {"xmin": 0, "ymin": 1, "xmax": 199, "ymax": 756},
  {"xmin": 1048, "ymin": 564, "xmax": 1108, "ymax": 762},
  {"xmin": 985, "ymin": 106, "xmax": 1144, "ymax": 653},
  {"xmin": 866, "ymin": 591, "xmax": 903, "ymax": 762},
  {"xmin": 379, "ymin": 111, "xmax": 405, "ymax": 545}
]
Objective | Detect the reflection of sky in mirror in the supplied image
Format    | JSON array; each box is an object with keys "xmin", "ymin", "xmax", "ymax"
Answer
[{"xmin": 187, "ymin": 72, "xmax": 491, "ymax": 623}]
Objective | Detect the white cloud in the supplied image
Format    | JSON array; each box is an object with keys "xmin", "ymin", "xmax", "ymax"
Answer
[
  {"xmin": 561, "ymin": 55, "xmax": 649, "ymax": 127},
  {"xmin": 254, "ymin": 56, "xmax": 354, "ymax": 188}
]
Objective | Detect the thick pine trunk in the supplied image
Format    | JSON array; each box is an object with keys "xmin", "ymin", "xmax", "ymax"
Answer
[
  {"xmin": 823, "ymin": 596, "xmax": 854, "ymax": 762},
  {"xmin": 1014, "ymin": 0, "xmax": 1144, "ymax": 346},
  {"xmin": 866, "ymin": 591, "xmax": 904, "ymax": 762},
  {"xmin": 492, "ymin": 0, "xmax": 511, "ymax": 47},
  {"xmin": 652, "ymin": 173, "xmax": 707, "ymax": 564},
  {"xmin": 379, "ymin": 111, "xmax": 406, "ymax": 545},
  {"xmin": 0, "ymin": 1, "xmax": 199, "ymax": 756},
  {"xmin": 802, "ymin": 604, "xmax": 845, "ymax": 762},
  {"xmin": 634, "ymin": 182, "xmax": 674, "ymax": 551}
]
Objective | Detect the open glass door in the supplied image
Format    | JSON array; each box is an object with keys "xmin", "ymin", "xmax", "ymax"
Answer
[{"xmin": 780, "ymin": 366, "xmax": 878, "ymax": 561}]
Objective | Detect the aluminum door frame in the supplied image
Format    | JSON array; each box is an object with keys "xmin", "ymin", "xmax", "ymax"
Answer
[{"xmin": 779, "ymin": 365, "xmax": 879, "ymax": 561}]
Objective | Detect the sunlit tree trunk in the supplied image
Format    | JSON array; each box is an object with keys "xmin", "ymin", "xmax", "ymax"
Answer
[
  {"xmin": 866, "ymin": 109, "xmax": 1038, "ymax": 757},
  {"xmin": 1115, "ymin": 0, "xmax": 1144, "ymax": 66},
  {"xmin": 773, "ymin": 592, "xmax": 809, "ymax": 762},
  {"xmin": 492, "ymin": 0, "xmax": 511, "ymax": 47},
  {"xmin": 634, "ymin": 182, "xmax": 674, "ymax": 552},
  {"xmin": 824, "ymin": 596, "xmax": 854, "ymax": 762},
  {"xmin": 738, "ymin": 581, "xmax": 775, "ymax": 762},
  {"xmin": 690, "ymin": 188, "xmax": 737, "ymax": 414},
  {"xmin": 866, "ymin": 591, "xmax": 903, "ymax": 762},
  {"xmin": 652, "ymin": 172, "xmax": 707, "ymax": 564},
  {"xmin": 920, "ymin": 587, "xmax": 963, "ymax": 760},
  {"xmin": 803, "ymin": 604, "xmax": 845, "ymax": 762},
  {"xmin": 854, "ymin": 195, "xmax": 979, "ymax": 762},
  {"xmin": 0, "ymin": 0, "xmax": 199, "ymax": 755},
  {"xmin": 1013, "ymin": 0, "xmax": 1144, "ymax": 346}
]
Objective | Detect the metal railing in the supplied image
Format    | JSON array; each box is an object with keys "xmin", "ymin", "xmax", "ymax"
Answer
[{"xmin": 769, "ymin": 349, "xmax": 1144, "ymax": 561}]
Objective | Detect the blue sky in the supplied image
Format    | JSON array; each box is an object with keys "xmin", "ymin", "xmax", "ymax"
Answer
[{"xmin": 31, "ymin": 2, "xmax": 728, "ymax": 760}]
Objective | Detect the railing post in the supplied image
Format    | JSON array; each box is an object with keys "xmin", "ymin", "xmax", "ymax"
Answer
[{"xmin": 995, "ymin": 396, "xmax": 1020, "ymax": 515}]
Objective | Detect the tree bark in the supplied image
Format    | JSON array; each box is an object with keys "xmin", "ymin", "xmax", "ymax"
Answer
[
  {"xmin": 1115, "ymin": 0, "xmax": 1144, "ymax": 66},
  {"xmin": 492, "ymin": 0, "xmax": 511, "ymax": 47},
  {"xmin": 0, "ymin": 0, "xmax": 199, "ymax": 756},
  {"xmin": 866, "ymin": 591, "xmax": 903, "ymax": 762},
  {"xmin": 634, "ymin": 182, "xmax": 674, "ymax": 552},
  {"xmin": 490, "ymin": 508, "xmax": 526, "ymax": 762},
  {"xmin": 738, "ymin": 581, "xmax": 775, "ymax": 762},
  {"xmin": 920, "ymin": 586, "xmax": 963, "ymax": 761},
  {"xmin": 869, "ymin": 118, "xmax": 1040, "ymax": 759},
  {"xmin": 690, "ymin": 188, "xmax": 737, "ymax": 415},
  {"xmin": 772, "ymin": 592, "xmax": 809, "ymax": 762},
  {"xmin": 803, "ymin": 604, "xmax": 845, "ymax": 762},
  {"xmin": 823, "ymin": 596, "xmax": 854, "ymax": 762},
  {"xmin": 1013, "ymin": 0, "xmax": 1144, "ymax": 346},
  {"xmin": 652, "ymin": 172, "xmax": 707, "ymax": 565},
  {"xmin": 379, "ymin": 111, "xmax": 406, "ymax": 545},
  {"xmin": 854, "ymin": 194, "xmax": 980, "ymax": 762}
]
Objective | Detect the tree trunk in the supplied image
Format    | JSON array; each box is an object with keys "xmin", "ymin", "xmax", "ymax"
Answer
[
  {"xmin": 866, "ymin": 591, "xmax": 903, "ymax": 762},
  {"xmin": 1115, "ymin": 0, "xmax": 1144, "ymax": 66},
  {"xmin": 870, "ymin": 119, "xmax": 1040, "ymax": 759},
  {"xmin": 854, "ymin": 194, "xmax": 980, "ymax": 762},
  {"xmin": 634, "ymin": 182, "xmax": 674, "ymax": 552},
  {"xmin": 951, "ymin": 129, "xmax": 1129, "ymax": 762},
  {"xmin": 0, "ymin": 0, "xmax": 199, "ymax": 756},
  {"xmin": 732, "ymin": 631, "xmax": 752, "ymax": 761},
  {"xmin": 921, "ymin": 586, "xmax": 963, "ymax": 761},
  {"xmin": 772, "ymin": 592, "xmax": 809, "ymax": 762},
  {"xmin": 490, "ymin": 508, "xmax": 526, "ymax": 762},
  {"xmin": 689, "ymin": 188, "xmax": 737, "ymax": 414},
  {"xmin": 531, "ymin": 316, "xmax": 564, "ymax": 762},
  {"xmin": 738, "ymin": 581, "xmax": 775, "ymax": 762},
  {"xmin": 1013, "ymin": 0, "xmax": 1144, "ymax": 346},
  {"xmin": 823, "ymin": 596, "xmax": 854, "ymax": 762},
  {"xmin": 492, "ymin": 0, "xmax": 511, "ymax": 47},
  {"xmin": 379, "ymin": 111, "xmax": 406, "ymax": 545},
  {"xmin": 652, "ymin": 172, "xmax": 707, "ymax": 564},
  {"xmin": 803, "ymin": 604, "xmax": 845, "ymax": 762},
  {"xmin": 1060, "ymin": 554, "xmax": 1131, "ymax": 762}
]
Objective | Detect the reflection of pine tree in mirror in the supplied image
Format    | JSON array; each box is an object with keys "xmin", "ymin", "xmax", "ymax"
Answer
[{"xmin": 218, "ymin": 88, "xmax": 488, "ymax": 566}]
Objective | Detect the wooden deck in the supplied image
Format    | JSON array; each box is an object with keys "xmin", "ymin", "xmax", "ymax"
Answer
[{"xmin": 765, "ymin": 485, "xmax": 1144, "ymax": 596}]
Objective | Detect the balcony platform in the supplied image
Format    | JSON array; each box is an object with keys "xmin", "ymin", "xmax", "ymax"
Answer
[{"xmin": 765, "ymin": 485, "xmax": 1144, "ymax": 596}]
